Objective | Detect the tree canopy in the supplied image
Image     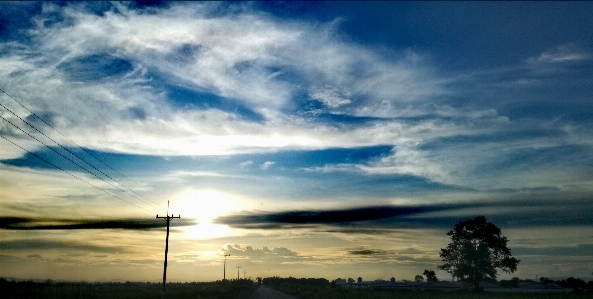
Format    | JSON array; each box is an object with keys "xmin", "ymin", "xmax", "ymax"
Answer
[
  {"xmin": 438, "ymin": 216, "xmax": 519, "ymax": 290},
  {"xmin": 423, "ymin": 270, "xmax": 438, "ymax": 282}
]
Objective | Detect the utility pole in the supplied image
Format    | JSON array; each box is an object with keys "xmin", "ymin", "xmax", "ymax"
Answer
[
  {"xmin": 223, "ymin": 253, "xmax": 230, "ymax": 280},
  {"xmin": 243, "ymin": 270, "xmax": 247, "ymax": 279},
  {"xmin": 157, "ymin": 201, "xmax": 180, "ymax": 299},
  {"xmin": 236, "ymin": 265, "xmax": 242, "ymax": 280}
]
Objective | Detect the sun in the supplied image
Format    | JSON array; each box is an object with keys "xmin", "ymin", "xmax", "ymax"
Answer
[{"xmin": 171, "ymin": 190, "xmax": 246, "ymax": 239}]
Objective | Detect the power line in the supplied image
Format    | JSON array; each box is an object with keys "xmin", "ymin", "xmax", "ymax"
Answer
[
  {"xmin": 0, "ymin": 100, "xmax": 160, "ymax": 209},
  {"xmin": 0, "ymin": 88, "xmax": 192, "ymax": 222},
  {"xmin": 0, "ymin": 88, "xmax": 161, "ymax": 207},
  {"xmin": 0, "ymin": 134, "xmax": 155, "ymax": 214},
  {"xmin": 0, "ymin": 114, "xmax": 160, "ymax": 214}
]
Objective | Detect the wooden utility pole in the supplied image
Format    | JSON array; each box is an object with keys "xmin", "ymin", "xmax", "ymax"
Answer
[
  {"xmin": 236, "ymin": 265, "xmax": 242, "ymax": 280},
  {"xmin": 157, "ymin": 201, "xmax": 180, "ymax": 299},
  {"xmin": 223, "ymin": 253, "xmax": 230, "ymax": 280}
]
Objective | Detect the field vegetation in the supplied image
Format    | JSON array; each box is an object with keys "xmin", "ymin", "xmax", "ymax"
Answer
[
  {"xmin": 268, "ymin": 284, "xmax": 591, "ymax": 299},
  {"xmin": 2, "ymin": 276, "xmax": 593, "ymax": 299},
  {"xmin": 264, "ymin": 277, "xmax": 593, "ymax": 299},
  {"xmin": 0, "ymin": 278, "xmax": 256, "ymax": 299}
]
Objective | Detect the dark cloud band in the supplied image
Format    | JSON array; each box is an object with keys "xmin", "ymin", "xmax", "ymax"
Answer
[
  {"xmin": 214, "ymin": 200, "xmax": 593, "ymax": 231},
  {"xmin": 214, "ymin": 203, "xmax": 471, "ymax": 229},
  {"xmin": 0, "ymin": 217, "xmax": 195, "ymax": 230},
  {"xmin": 0, "ymin": 239, "xmax": 121, "ymax": 253}
]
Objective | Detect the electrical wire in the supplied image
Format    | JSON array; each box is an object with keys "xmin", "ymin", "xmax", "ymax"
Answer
[
  {"xmin": 1, "ymin": 88, "xmax": 162, "ymax": 207},
  {"xmin": 0, "ymin": 101, "xmax": 160, "ymax": 209},
  {"xmin": 0, "ymin": 87, "xmax": 193, "ymax": 220},
  {"xmin": 0, "ymin": 134, "xmax": 155, "ymax": 214},
  {"xmin": 0, "ymin": 114, "xmax": 161, "ymax": 215}
]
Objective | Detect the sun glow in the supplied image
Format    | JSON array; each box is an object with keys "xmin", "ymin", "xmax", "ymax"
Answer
[{"xmin": 172, "ymin": 190, "xmax": 246, "ymax": 240}]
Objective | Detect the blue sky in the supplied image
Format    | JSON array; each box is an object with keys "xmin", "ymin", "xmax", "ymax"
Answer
[{"xmin": 1, "ymin": 2, "xmax": 592, "ymax": 282}]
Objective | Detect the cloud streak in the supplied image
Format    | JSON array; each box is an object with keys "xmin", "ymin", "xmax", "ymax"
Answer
[
  {"xmin": 215, "ymin": 198, "xmax": 593, "ymax": 231},
  {"xmin": 0, "ymin": 239, "xmax": 122, "ymax": 253},
  {"xmin": 214, "ymin": 203, "xmax": 472, "ymax": 229},
  {"xmin": 0, "ymin": 217, "xmax": 195, "ymax": 230}
]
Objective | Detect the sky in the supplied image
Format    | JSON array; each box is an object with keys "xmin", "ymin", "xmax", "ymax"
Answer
[{"xmin": 0, "ymin": 1, "xmax": 592, "ymax": 282}]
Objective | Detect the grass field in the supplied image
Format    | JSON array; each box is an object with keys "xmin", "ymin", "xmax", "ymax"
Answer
[
  {"xmin": 2, "ymin": 279, "xmax": 591, "ymax": 299},
  {"xmin": 0, "ymin": 279, "xmax": 256, "ymax": 299},
  {"xmin": 268, "ymin": 283, "xmax": 591, "ymax": 299}
]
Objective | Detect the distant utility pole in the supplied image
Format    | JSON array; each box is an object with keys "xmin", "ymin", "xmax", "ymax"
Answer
[
  {"xmin": 236, "ymin": 265, "xmax": 242, "ymax": 280},
  {"xmin": 223, "ymin": 253, "xmax": 230, "ymax": 280},
  {"xmin": 157, "ymin": 201, "xmax": 180, "ymax": 299},
  {"xmin": 243, "ymin": 270, "xmax": 247, "ymax": 279}
]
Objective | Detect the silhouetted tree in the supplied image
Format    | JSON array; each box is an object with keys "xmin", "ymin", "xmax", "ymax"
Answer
[
  {"xmin": 438, "ymin": 216, "xmax": 520, "ymax": 290},
  {"xmin": 423, "ymin": 270, "xmax": 438, "ymax": 282},
  {"xmin": 414, "ymin": 275, "xmax": 424, "ymax": 282},
  {"xmin": 347, "ymin": 278, "xmax": 355, "ymax": 284},
  {"xmin": 500, "ymin": 277, "xmax": 520, "ymax": 288},
  {"xmin": 559, "ymin": 277, "xmax": 588, "ymax": 292}
]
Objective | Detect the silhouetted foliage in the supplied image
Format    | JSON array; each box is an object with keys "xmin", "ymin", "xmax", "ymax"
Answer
[
  {"xmin": 414, "ymin": 275, "xmax": 424, "ymax": 282},
  {"xmin": 423, "ymin": 270, "xmax": 438, "ymax": 282},
  {"xmin": 539, "ymin": 277, "xmax": 554, "ymax": 284},
  {"xmin": 557, "ymin": 277, "xmax": 588, "ymax": 292},
  {"xmin": 499, "ymin": 277, "xmax": 520, "ymax": 288},
  {"xmin": 262, "ymin": 276, "xmax": 329, "ymax": 287},
  {"xmin": 438, "ymin": 216, "xmax": 520, "ymax": 290}
]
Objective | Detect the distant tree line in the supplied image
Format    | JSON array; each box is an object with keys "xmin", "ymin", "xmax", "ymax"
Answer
[
  {"xmin": 495, "ymin": 276, "xmax": 593, "ymax": 293},
  {"xmin": 539, "ymin": 277, "xmax": 593, "ymax": 293},
  {"xmin": 262, "ymin": 276, "xmax": 329, "ymax": 287}
]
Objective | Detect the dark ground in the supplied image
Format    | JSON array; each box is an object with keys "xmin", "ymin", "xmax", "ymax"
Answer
[
  {"xmin": 0, "ymin": 279, "xmax": 256, "ymax": 299},
  {"xmin": 250, "ymin": 286, "xmax": 298, "ymax": 299},
  {"xmin": 266, "ymin": 283, "xmax": 591, "ymax": 299},
  {"xmin": 2, "ymin": 279, "xmax": 591, "ymax": 299}
]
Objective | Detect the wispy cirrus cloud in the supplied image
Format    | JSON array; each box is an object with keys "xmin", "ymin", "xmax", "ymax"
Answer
[
  {"xmin": 259, "ymin": 161, "xmax": 275, "ymax": 170},
  {"xmin": 527, "ymin": 44, "xmax": 591, "ymax": 64},
  {"xmin": 0, "ymin": 1, "xmax": 453, "ymax": 157},
  {"xmin": 3, "ymin": 2, "xmax": 590, "ymax": 196}
]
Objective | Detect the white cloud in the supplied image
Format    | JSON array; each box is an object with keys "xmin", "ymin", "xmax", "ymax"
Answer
[
  {"xmin": 260, "ymin": 161, "xmax": 275, "ymax": 170},
  {"xmin": 239, "ymin": 160, "xmax": 253, "ymax": 168},
  {"xmin": 0, "ymin": 2, "xmax": 454, "ymax": 158},
  {"xmin": 2, "ymin": 2, "xmax": 591, "ymax": 195},
  {"xmin": 310, "ymin": 85, "xmax": 352, "ymax": 108},
  {"xmin": 222, "ymin": 243, "xmax": 304, "ymax": 261},
  {"xmin": 360, "ymin": 142, "xmax": 450, "ymax": 184},
  {"xmin": 527, "ymin": 44, "xmax": 591, "ymax": 64}
]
